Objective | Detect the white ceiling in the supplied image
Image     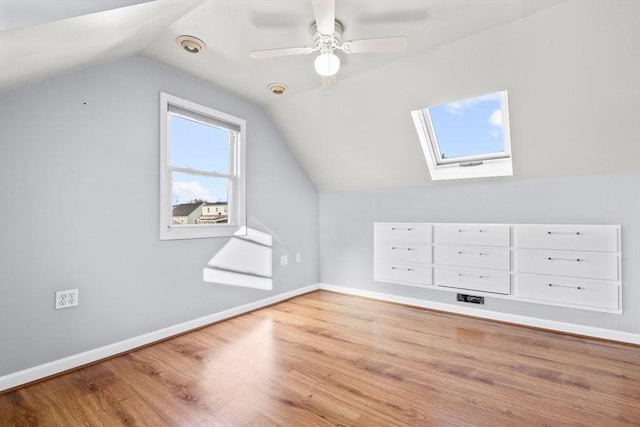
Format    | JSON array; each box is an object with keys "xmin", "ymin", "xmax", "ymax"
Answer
[
  {"xmin": 0, "ymin": 0, "xmax": 565, "ymax": 103},
  {"xmin": 2, "ymin": 0, "xmax": 639, "ymax": 190}
]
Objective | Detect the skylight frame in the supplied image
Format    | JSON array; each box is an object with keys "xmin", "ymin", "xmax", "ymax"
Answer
[{"xmin": 411, "ymin": 90, "xmax": 513, "ymax": 180}]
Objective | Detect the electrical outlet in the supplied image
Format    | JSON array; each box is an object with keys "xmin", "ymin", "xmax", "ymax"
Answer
[
  {"xmin": 280, "ymin": 255, "xmax": 288, "ymax": 266},
  {"xmin": 55, "ymin": 289, "xmax": 79, "ymax": 309},
  {"xmin": 296, "ymin": 253, "xmax": 301, "ymax": 263}
]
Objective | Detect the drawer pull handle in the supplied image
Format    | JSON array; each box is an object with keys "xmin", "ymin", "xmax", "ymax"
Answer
[
  {"xmin": 547, "ymin": 231, "xmax": 582, "ymax": 235},
  {"xmin": 458, "ymin": 251, "xmax": 485, "ymax": 256},
  {"xmin": 458, "ymin": 273, "xmax": 485, "ymax": 279},
  {"xmin": 458, "ymin": 229, "xmax": 485, "ymax": 233},
  {"xmin": 392, "ymin": 227, "xmax": 414, "ymax": 231},
  {"xmin": 392, "ymin": 267, "xmax": 414, "ymax": 272},
  {"xmin": 548, "ymin": 283, "xmax": 583, "ymax": 290},
  {"xmin": 392, "ymin": 247, "xmax": 414, "ymax": 251},
  {"xmin": 547, "ymin": 257, "xmax": 582, "ymax": 262}
]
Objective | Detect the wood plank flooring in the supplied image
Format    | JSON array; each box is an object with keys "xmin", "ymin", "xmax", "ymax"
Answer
[{"xmin": 1, "ymin": 290, "xmax": 639, "ymax": 426}]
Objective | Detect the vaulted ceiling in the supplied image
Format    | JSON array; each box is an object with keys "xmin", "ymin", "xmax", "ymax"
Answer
[{"xmin": 2, "ymin": 0, "xmax": 639, "ymax": 190}]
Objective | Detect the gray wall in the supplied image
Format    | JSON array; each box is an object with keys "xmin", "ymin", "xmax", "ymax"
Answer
[
  {"xmin": 319, "ymin": 173, "xmax": 640, "ymax": 334},
  {"xmin": 0, "ymin": 57, "xmax": 319, "ymax": 376}
]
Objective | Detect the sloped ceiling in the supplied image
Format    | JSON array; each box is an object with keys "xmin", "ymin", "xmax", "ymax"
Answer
[
  {"xmin": 1, "ymin": 0, "xmax": 639, "ymax": 191},
  {"xmin": 0, "ymin": 0, "xmax": 153, "ymax": 30}
]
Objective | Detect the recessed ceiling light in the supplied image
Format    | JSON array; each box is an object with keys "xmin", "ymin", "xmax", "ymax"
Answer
[
  {"xmin": 176, "ymin": 35, "xmax": 206, "ymax": 54},
  {"xmin": 267, "ymin": 83, "xmax": 288, "ymax": 95}
]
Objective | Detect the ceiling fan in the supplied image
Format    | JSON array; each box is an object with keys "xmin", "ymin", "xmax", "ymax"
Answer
[{"xmin": 249, "ymin": 0, "xmax": 408, "ymax": 82}]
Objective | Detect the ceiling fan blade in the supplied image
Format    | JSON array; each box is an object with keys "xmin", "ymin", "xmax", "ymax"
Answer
[
  {"xmin": 312, "ymin": 0, "xmax": 335, "ymax": 35},
  {"xmin": 250, "ymin": 46, "xmax": 314, "ymax": 59},
  {"xmin": 341, "ymin": 36, "xmax": 408, "ymax": 54}
]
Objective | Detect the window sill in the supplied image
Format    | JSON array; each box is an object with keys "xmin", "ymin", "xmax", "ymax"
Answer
[
  {"xmin": 426, "ymin": 157, "xmax": 513, "ymax": 181},
  {"xmin": 160, "ymin": 224, "xmax": 246, "ymax": 240}
]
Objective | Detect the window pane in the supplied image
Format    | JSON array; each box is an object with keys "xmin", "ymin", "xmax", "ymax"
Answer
[
  {"xmin": 170, "ymin": 114, "xmax": 230, "ymax": 173},
  {"xmin": 428, "ymin": 92, "xmax": 505, "ymax": 159},
  {"xmin": 171, "ymin": 172, "xmax": 229, "ymax": 225}
]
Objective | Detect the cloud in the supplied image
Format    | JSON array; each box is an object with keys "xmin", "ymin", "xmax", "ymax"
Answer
[
  {"xmin": 489, "ymin": 109, "xmax": 503, "ymax": 139},
  {"xmin": 444, "ymin": 92, "xmax": 502, "ymax": 115},
  {"xmin": 489, "ymin": 109, "xmax": 503, "ymax": 127},
  {"xmin": 173, "ymin": 180, "xmax": 217, "ymax": 204}
]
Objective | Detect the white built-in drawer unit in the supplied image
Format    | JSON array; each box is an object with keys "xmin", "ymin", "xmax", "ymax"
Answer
[
  {"xmin": 434, "ymin": 224, "xmax": 510, "ymax": 247},
  {"xmin": 434, "ymin": 245, "xmax": 510, "ymax": 271},
  {"xmin": 516, "ymin": 249, "xmax": 619, "ymax": 280},
  {"xmin": 375, "ymin": 242, "xmax": 432, "ymax": 264},
  {"xmin": 513, "ymin": 224, "xmax": 621, "ymax": 313},
  {"xmin": 374, "ymin": 223, "xmax": 433, "ymax": 287},
  {"xmin": 433, "ymin": 223, "xmax": 511, "ymax": 295},
  {"xmin": 435, "ymin": 266, "xmax": 511, "ymax": 295},
  {"xmin": 373, "ymin": 222, "xmax": 622, "ymax": 313},
  {"xmin": 516, "ymin": 275, "xmax": 619, "ymax": 311},
  {"xmin": 375, "ymin": 223, "xmax": 432, "ymax": 243},
  {"xmin": 515, "ymin": 225, "xmax": 618, "ymax": 252},
  {"xmin": 374, "ymin": 261, "xmax": 432, "ymax": 286}
]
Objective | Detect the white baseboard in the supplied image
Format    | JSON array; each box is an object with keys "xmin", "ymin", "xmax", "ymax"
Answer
[
  {"xmin": 318, "ymin": 283, "xmax": 640, "ymax": 345},
  {"xmin": 0, "ymin": 284, "xmax": 320, "ymax": 392},
  {"xmin": 3, "ymin": 282, "xmax": 637, "ymax": 392}
]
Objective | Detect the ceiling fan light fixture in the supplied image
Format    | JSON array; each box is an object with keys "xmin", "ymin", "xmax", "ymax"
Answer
[
  {"xmin": 314, "ymin": 52, "xmax": 340, "ymax": 76},
  {"xmin": 176, "ymin": 35, "xmax": 206, "ymax": 54}
]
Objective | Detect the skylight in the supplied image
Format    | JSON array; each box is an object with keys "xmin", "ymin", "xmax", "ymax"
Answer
[{"xmin": 411, "ymin": 91, "xmax": 512, "ymax": 180}]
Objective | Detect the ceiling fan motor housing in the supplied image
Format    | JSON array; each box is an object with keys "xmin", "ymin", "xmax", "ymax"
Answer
[{"xmin": 312, "ymin": 21, "xmax": 343, "ymax": 53}]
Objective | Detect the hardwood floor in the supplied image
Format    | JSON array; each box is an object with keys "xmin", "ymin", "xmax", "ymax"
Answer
[{"xmin": 2, "ymin": 290, "xmax": 639, "ymax": 426}]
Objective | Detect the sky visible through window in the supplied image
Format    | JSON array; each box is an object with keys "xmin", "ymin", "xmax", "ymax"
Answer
[
  {"xmin": 428, "ymin": 92, "xmax": 504, "ymax": 159},
  {"xmin": 170, "ymin": 115, "xmax": 230, "ymax": 205}
]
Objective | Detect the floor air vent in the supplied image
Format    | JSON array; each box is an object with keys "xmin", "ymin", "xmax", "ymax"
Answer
[{"xmin": 457, "ymin": 294, "xmax": 485, "ymax": 304}]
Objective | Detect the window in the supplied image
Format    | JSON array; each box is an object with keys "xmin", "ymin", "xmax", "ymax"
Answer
[
  {"xmin": 411, "ymin": 91, "xmax": 512, "ymax": 180},
  {"xmin": 160, "ymin": 92, "xmax": 246, "ymax": 240}
]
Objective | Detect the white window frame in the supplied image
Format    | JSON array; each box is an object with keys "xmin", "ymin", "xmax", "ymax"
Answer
[
  {"xmin": 159, "ymin": 92, "xmax": 246, "ymax": 240},
  {"xmin": 411, "ymin": 91, "xmax": 513, "ymax": 181}
]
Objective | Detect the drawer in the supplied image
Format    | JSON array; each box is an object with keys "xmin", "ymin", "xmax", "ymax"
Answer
[
  {"xmin": 375, "ymin": 223, "xmax": 432, "ymax": 243},
  {"xmin": 516, "ymin": 249, "xmax": 619, "ymax": 280},
  {"xmin": 434, "ymin": 245, "xmax": 510, "ymax": 271},
  {"xmin": 516, "ymin": 275, "xmax": 619, "ymax": 311},
  {"xmin": 375, "ymin": 242, "xmax": 432, "ymax": 264},
  {"xmin": 434, "ymin": 224, "xmax": 510, "ymax": 247},
  {"xmin": 434, "ymin": 266, "xmax": 510, "ymax": 295},
  {"xmin": 374, "ymin": 261, "xmax": 432, "ymax": 286},
  {"xmin": 515, "ymin": 225, "xmax": 619, "ymax": 252}
]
